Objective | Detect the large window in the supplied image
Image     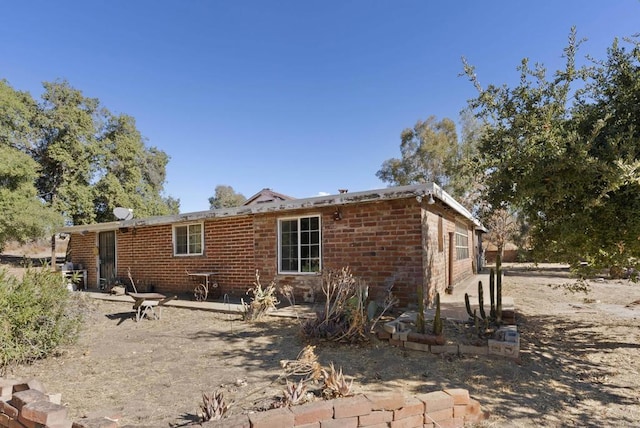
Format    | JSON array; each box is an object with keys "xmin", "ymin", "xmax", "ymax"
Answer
[
  {"xmin": 174, "ymin": 223, "xmax": 203, "ymax": 256},
  {"xmin": 455, "ymin": 222, "xmax": 469, "ymax": 260},
  {"xmin": 279, "ymin": 216, "xmax": 321, "ymax": 273}
]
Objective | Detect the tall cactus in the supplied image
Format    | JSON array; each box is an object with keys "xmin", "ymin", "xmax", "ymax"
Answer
[
  {"xmin": 464, "ymin": 293, "xmax": 474, "ymax": 319},
  {"xmin": 478, "ymin": 281, "xmax": 486, "ymax": 320},
  {"xmin": 489, "ymin": 268, "xmax": 496, "ymax": 320},
  {"xmin": 432, "ymin": 292, "xmax": 443, "ymax": 336}
]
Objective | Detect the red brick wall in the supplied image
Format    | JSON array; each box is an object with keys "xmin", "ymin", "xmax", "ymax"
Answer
[{"xmin": 66, "ymin": 197, "xmax": 476, "ymax": 306}]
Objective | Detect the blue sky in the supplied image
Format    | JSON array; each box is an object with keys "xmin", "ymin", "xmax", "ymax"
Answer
[{"xmin": 2, "ymin": 1, "xmax": 639, "ymax": 214}]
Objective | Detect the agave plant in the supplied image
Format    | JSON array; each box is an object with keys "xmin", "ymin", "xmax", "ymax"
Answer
[
  {"xmin": 321, "ymin": 362, "xmax": 353, "ymax": 399},
  {"xmin": 199, "ymin": 390, "xmax": 230, "ymax": 422},
  {"xmin": 283, "ymin": 378, "xmax": 308, "ymax": 406}
]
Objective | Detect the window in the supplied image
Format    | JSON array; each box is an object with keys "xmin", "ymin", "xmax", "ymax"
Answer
[
  {"xmin": 279, "ymin": 215, "xmax": 321, "ymax": 273},
  {"xmin": 455, "ymin": 222, "xmax": 469, "ymax": 260},
  {"xmin": 174, "ymin": 223, "xmax": 203, "ymax": 256}
]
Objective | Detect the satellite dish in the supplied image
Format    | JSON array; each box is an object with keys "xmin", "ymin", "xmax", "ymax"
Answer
[{"xmin": 113, "ymin": 207, "xmax": 134, "ymax": 221}]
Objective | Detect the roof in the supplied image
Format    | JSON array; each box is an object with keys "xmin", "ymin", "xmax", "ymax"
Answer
[
  {"xmin": 58, "ymin": 183, "xmax": 483, "ymax": 234},
  {"xmin": 243, "ymin": 188, "xmax": 295, "ymax": 205}
]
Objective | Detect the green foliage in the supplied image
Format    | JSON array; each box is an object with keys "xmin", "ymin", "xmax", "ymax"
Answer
[
  {"xmin": 0, "ymin": 266, "xmax": 82, "ymax": 372},
  {"xmin": 0, "ymin": 78, "xmax": 179, "ymax": 229},
  {"xmin": 208, "ymin": 185, "xmax": 246, "ymax": 209},
  {"xmin": 464, "ymin": 28, "xmax": 640, "ymax": 272}
]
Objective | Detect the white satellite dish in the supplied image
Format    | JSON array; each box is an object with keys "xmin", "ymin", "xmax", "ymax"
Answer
[{"xmin": 113, "ymin": 207, "xmax": 134, "ymax": 221}]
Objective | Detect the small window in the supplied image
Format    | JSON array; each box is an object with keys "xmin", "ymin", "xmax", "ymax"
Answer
[
  {"xmin": 455, "ymin": 222, "xmax": 469, "ymax": 260},
  {"xmin": 174, "ymin": 223, "xmax": 203, "ymax": 256},
  {"xmin": 279, "ymin": 215, "xmax": 321, "ymax": 273}
]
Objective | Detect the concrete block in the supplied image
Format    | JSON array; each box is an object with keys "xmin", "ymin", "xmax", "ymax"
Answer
[
  {"xmin": 424, "ymin": 407, "xmax": 453, "ymax": 422},
  {"xmin": 248, "ymin": 407, "xmax": 294, "ymax": 428},
  {"xmin": 403, "ymin": 341, "xmax": 430, "ymax": 352},
  {"xmin": 290, "ymin": 400, "xmax": 333, "ymax": 425},
  {"xmin": 0, "ymin": 380, "xmax": 20, "ymax": 397},
  {"xmin": 376, "ymin": 330, "xmax": 391, "ymax": 340},
  {"xmin": 392, "ymin": 331, "xmax": 409, "ymax": 341},
  {"xmin": 388, "ymin": 338, "xmax": 404, "ymax": 347},
  {"xmin": 22, "ymin": 400, "xmax": 68, "ymax": 426},
  {"xmin": 321, "ymin": 416, "xmax": 358, "ymax": 428},
  {"xmin": 365, "ymin": 392, "xmax": 405, "ymax": 410},
  {"xmin": 429, "ymin": 344, "xmax": 458, "ymax": 354},
  {"xmin": 393, "ymin": 397, "xmax": 424, "ymax": 420},
  {"xmin": 9, "ymin": 390, "xmax": 48, "ymax": 412},
  {"xmin": 0, "ymin": 401, "xmax": 19, "ymax": 419},
  {"xmin": 389, "ymin": 413, "xmax": 423, "ymax": 428},
  {"xmin": 443, "ymin": 389, "xmax": 469, "ymax": 406},
  {"xmin": 358, "ymin": 410, "xmax": 393, "ymax": 426},
  {"xmin": 0, "ymin": 413, "xmax": 10, "ymax": 428},
  {"xmin": 416, "ymin": 391, "xmax": 454, "ymax": 413},
  {"xmin": 333, "ymin": 395, "xmax": 371, "ymax": 418}
]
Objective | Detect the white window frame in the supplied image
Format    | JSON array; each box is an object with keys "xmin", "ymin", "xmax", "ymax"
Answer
[
  {"xmin": 278, "ymin": 215, "xmax": 322, "ymax": 274},
  {"xmin": 173, "ymin": 222, "xmax": 204, "ymax": 256},
  {"xmin": 455, "ymin": 221, "xmax": 469, "ymax": 260}
]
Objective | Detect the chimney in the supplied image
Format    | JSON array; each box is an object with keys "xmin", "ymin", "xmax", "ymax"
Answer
[{"xmin": 338, "ymin": 189, "xmax": 348, "ymax": 194}]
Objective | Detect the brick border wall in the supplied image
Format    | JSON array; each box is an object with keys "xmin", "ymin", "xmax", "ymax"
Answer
[{"xmin": 0, "ymin": 377, "xmax": 487, "ymax": 428}]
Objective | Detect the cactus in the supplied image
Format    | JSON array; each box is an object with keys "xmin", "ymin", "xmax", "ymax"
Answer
[
  {"xmin": 464, "ymin": 293, "xmax": 474, "ymax": 320},
  {"xmin": 478, "ymin": 281, "xmax": 486, "ymax": 320},
  {"xmin": 489, "ymin": 268, "xmax": 496, "ymax": 320},
  {"xmin": 432, "ymin": 292, "xmax": 443, "ymax": 336},
  {"xmin": 473, "ymin": 309, "xmax": 479, "ymax": 333},
  {"xmin": 417, "ymin": 283, "xmax": 425, "ymax": 334},
  {"xmin": 496, "ymin": 268, "xmax": 503, "ymax": 324}
]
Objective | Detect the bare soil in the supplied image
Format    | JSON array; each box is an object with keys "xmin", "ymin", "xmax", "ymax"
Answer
[{"xmin": 3, "ymin": 257, "xmax": 640, "ymax": 427}]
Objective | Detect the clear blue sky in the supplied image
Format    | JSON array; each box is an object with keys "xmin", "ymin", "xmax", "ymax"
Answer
[{"xmin": 2, "ymin": 1, "xmax": 639, "ymax": 214}]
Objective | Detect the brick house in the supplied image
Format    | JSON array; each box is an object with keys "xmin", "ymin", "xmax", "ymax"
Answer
[{"xmin": 57, "ymin": 183, "xmax": 483, "ymax": 307}]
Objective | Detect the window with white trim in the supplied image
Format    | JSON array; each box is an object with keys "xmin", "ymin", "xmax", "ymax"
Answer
[
  {"xmin": 455, "ymin": 222, "xmax": 469, "ymax": 260},
  {"xmin": 173, "ymin": 223, "xmax": 203, "ymax": 256},
  {"xmin": 279, "ymin": 215, "xmax": 321, "ymax": 273}
]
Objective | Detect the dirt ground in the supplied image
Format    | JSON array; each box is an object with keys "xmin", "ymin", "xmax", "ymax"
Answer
[{"xmin": 2, "ymin": 257, "xmax": 640, "ymax": 427}]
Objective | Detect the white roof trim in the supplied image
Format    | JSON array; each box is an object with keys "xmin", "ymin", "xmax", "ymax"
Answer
[{"xmin": 58, "ymin": 183, "xmax": 483, "ymax": 233}]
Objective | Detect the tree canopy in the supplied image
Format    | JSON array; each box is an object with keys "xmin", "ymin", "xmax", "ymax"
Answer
[
  {"xmin": 0, "ymin": 78, "xmax": 179, "ymax": 247},
  {"xmin": 208, "ymin": 185, "xmax": 246, "ymax": 209},
  {"xmin": 465, "ymin": 29, "xmax": 640, "ymax": 272}
]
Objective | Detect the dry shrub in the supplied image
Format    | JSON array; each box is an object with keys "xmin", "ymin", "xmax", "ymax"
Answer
[
  {"xmin": 302, "ymin": 267, "xmax": 396, "ymax": 343},
  {"xmin": 242, "ymin": 270, "xmax": 280, "ymax": 321},
  {"xmin": 321, "ymin": 362, "xmax": 353, "ymax": 399}
]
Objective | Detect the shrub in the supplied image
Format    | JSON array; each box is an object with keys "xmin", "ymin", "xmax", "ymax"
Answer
[
  {"xmin": 0, "ymin": 265, "xmax": 82, "ymax": 373},
  {"xmin": 242, "ymin": 270, "xmax": 280, "ymax": 321}
]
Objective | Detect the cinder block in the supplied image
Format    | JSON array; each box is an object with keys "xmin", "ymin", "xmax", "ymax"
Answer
[
  {"xmin": 403, "ymin": 341, "xmax": 430, "ymax": 352},
  {"xmin": 429, "ymin": 345, "xmax": 458, "ymax": 355},
  {"xmin": 290, "ymin": 400, "xmax": 333, "ymax": 425},
  {"xmin": 0, "ymin": 413, "xmax": 10, "ymax": 428},
  {"xmin": 248, "ymin": 407, "xmax": 294, "ymax": 428},
  {"xmin": 321, "ymin": 416, "xmax": 358, "ymax": 428},
  {"xmin": 358, "ymin": 410, "xmax": 393, "ymax": 426},
  {"xmin": 46, "ymin": 393, "xmax": 62, "ymax": 405},
  {"xmin": 432, "ymin": 417, "xmax": 464, "ymax": 428},
  {"xmin": 392, "ymin": 331, "xmax": 409, "ymax": 341},
  {"xmin": 453, "ymin": 404, "xmax": 467, "ymax": 418},
  {"xmin": 458, "ymin": 344, "xmax": 488, "ymax": 355},
  {"xmin": 365, "ymin": 392, "xmax": 405, "ymax": 410},
  {"xmin": 0, "ymin": 401, "xmax": 19, "ymax": 419},
  {"xmin": 377, "ymin": 330, "xmax": 391, "ymax": 340},
  {"xmin": 416, "ymin": 391, "xmax": 454, "ymax": 413},
  {"xmin": 293, "ymin": 422, "xmax": 319, "ymax": 428},
  {"xmin": 333, "ymin": 395, "xmax": 371, "ymax": 418},
  {"xmin": 464, "ymin": 398, "xmax": 486, "ymax": 424},
  {"xmin": 389, "ymin": 413, "xmax": 423, "ymax": 428},
  {"xmin": 443, "ymin": 389, "xmax": 469, "ymax": 406},
  {"xmin": 388, "ymin": 339, "xmax": 404, "ymax": 347},
  {"xmin": 393, "ymin": 397, "xmax": 424, "ymax": 419},
  {"xmin": 424, "ymin": 407, "xmax": 453, "ymax": 423},
  {"xmin": 9, "ymin": 389, "xmax": 48, "ymax": 412},
  {"xmin": 22, "ymin": 400, "xmax": 68, "ymax": 426}
]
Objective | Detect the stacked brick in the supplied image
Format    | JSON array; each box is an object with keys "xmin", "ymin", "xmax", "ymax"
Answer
[
  {"xmin": 0, "ymin": 378, "xmax": 118, "ymax": 428},
  {"xmin": 202, "ymin": 389, "xmax": 487, "ymax": 428}
]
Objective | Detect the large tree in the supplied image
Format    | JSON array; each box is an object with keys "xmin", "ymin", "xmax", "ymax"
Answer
[
  {"xmin": 0, "ymin": 79, "xmax": 179, "ymax": 233},
  {"xmin": 465, "ymin": 29, "xmax": 640, "ymax": 272},
  {"xmin": 208, "ymin": 185, "xmax": 246, "ymax": 209}
]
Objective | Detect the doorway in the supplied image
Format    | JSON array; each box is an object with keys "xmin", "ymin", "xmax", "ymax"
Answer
[{"xmin": 98, "ymin": 231, "xmax": 116, "ymax": 287}]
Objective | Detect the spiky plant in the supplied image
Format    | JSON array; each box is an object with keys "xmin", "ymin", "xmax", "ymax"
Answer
[
  {"xmin": 283, "ymin": 379, "xmax": 308, "ymax": 406},
  {"xmin": 321, "ymin": 363, "xmax": 353, "ymax": 399},
  {"xmin": 199, "ymin": 390, "xmax": 230, "ymax": 422},
  {"xmin": 242, "ymin": 270, "xmax": 280, "ymax": 321}
]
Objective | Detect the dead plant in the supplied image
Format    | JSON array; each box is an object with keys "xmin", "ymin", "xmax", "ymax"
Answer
[
  {"xmin": 302, "ymin": 267, "xmax": 376, "ymax": 342},
  {"xmin": 321, "ymin": 362, "xmax": 353, "ymax": 399},
  {"xmin": 199, "ymin": 390, "xmax": 230, "ymax": 422},
  {"xmin": 279, "ymin": 345, "xmax": 323, "ymax": 382},
  {"xmin": 242, "ymin": 270, "xmax": 280, "ymax": 321},
  {"xmin": 282, "ymin": 378, "xmax": 308, "ymax": 406}
]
